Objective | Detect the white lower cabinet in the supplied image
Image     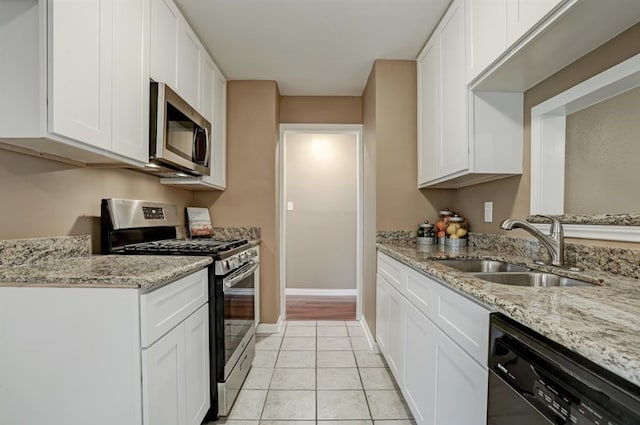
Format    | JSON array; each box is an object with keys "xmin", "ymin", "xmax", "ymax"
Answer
[
  {"xmin": 375, "ymin": 274, "xmax": 390, "ymax": 354},
  {"xmin": 0, "ymin": 268, "xmax": 210, "ymax": 425},
  {"xmin": 386, "ymin": 281, "xmax": 407, "ymax": 385},
  {"xmin": 143, "ymin": 303, "xmax": 210, "ymax": 425},
  {"xmin": 434, "ymin": 327, "xmax": 488, "ymax": 425},
  {"xmin": 184, "ymin": 305, "xmax": 212, "ymax": 425},
  {"xmin": 376, "ymin": 252, "xmax": 490, "ymax": 425},
  {"xmin": 143, "ymin": 322, "xmax": 185, "ymax": 425},
  {"xmin": 403, "ymin": 300, "xmax": 437, "ymax": 425}
]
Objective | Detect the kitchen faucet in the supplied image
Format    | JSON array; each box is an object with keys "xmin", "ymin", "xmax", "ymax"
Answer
[{"xmin": 500, "ymin": 216, "xmax": 565, "ymax": 267}]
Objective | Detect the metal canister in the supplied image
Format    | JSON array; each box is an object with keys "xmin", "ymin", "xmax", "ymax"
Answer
[{"xmin": 416, "ymin": 220, "xmax": 436, "ymax": 245}]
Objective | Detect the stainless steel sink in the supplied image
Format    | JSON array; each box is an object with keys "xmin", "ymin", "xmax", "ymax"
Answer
[
  {"xmin": 437, "ymin": 259, "xmax": 530, "ymax": 273},
  {"xmin": 471, "ymin": 272, "xmax": 596, "ymax": 287}
]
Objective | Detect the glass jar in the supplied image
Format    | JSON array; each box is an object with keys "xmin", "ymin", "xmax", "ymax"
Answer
[
  {"xmin": 416, "ymin": 220, "xmax": 435, "ymax": 245},
  {"xmin": 435, "ymin": 209, "xmax": 453, "ymax": 245},
  {"xmin": 445, "ymin": 214, "xmax": 469, "ymax": 247}
]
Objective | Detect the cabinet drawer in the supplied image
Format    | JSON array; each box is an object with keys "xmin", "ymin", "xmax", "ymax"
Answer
[
  {"xmin": 140, "ymin": 269, "xmax": 208, "ymax": 348},
  {"xmin": 430, "ymin": 277, "xmax": 490, "ymax": 365},
  {"xmin": 405, "ymin": 266, "xmax": 436, "ymax": 319},
  {"xmin": 377, "ymin": 252, "xmax": 404, "ymax": 291}
]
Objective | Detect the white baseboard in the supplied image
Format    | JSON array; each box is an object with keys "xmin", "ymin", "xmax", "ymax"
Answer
[
  {"xmin": 285, "ymin": 288, "xmax": 357, "ymax": 296},
  {"xmin": 359, "ymin": 315, "xmax": 378, "ymax": 352},
  {"xmin": 256, "ymin": 314, "xmax": 284, "ymax": 334}
]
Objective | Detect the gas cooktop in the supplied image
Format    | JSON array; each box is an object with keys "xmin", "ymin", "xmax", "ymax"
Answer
[{"xmin": 120, "ymin": 238, "xmax": 249, "ymax": 255}]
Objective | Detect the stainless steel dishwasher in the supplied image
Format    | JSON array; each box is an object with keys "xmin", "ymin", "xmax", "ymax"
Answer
[{"xmin": 488, "ymin": 314, "xmax": 640, "ymax": 425}]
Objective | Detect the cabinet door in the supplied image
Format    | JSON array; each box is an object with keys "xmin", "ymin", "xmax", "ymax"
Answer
[
  {"xmin": 417, "ymin": 37, "xmax": 440, "ymax": 186},
  {"xmin": 375, "ymin": 274, "xmax": 390, "ymax": 354},
  {"xmin": 200, "ymin": 56, "xmax": 214, "ymax": 122},
  {"xmin": 202, "ymin": 67, "xmax": 227, "ymax": 189},
  {"xmin": 507, "ymin": 0, "xmax": 562, "ymax": 44},
  {"xmin": 142, "ymin": 323, "xmax": 186, "ymax": 425},
  {"xmin": 177, "ymin": 24, "xmax": 201, "ymax": 110},
  {"xmin": 466, "ymin": 0, "xmax": 508, "ymax": 83},
  {"xmin": 111, "ymin": 0, "xmax": 149, "ymax": 163},
  {"xmin": 403, "ymin": 301, "xmax": 437, "ymax": 425},
  {"xmin": 184, "ymin": 304, "xmax": 211, "ymax": 425},
  {"xmin": 434, "ymin": 330, "xmax": 488, "ymax": 425},
  {"xmin": 150, "ymin": 0, "xmax": 179, "ymax": 89},
  {"xmin": 439, "ymin": 0, "xmax": 469, "ymax": 177},
  {"xmin": 386, "ymin": 284, "xmax": 407, "ymax": 387},
  {"xmin": 48, "ymin": 0, "xmax": 112, "ymax": 149}
]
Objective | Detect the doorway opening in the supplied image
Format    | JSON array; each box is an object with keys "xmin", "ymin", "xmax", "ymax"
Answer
[{"xmin": 278, "ymin": 124, "xmax": 363, "ymax": 322}]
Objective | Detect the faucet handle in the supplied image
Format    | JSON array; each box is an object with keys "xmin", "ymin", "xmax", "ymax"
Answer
[{"xmin": 538, "ymin": 215, "xmax": 563, "ymax": 238}]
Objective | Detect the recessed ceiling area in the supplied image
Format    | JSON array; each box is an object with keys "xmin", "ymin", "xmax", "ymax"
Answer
[{"xmin": 174, "ymin": 0, "xmax": 452, "ymax": 96}]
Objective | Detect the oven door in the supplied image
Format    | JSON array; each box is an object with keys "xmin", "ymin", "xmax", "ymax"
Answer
[{"xmin": 221, "ymin": 260, "xmax": 257, "ymax": 380}]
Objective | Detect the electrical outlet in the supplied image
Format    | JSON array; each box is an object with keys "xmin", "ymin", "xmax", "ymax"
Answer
[
  {"xmin": 287, "ymin": 201, "xmax": 294, "ymax": 211},
  {"xmin": 484, "ymin": 201, "xmax": 493, "ymax": 223}
]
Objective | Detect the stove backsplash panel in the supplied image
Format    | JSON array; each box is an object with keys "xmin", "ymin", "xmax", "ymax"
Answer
[{"xmin": 212, "ymin": 227, "xmax": 261, "ymax": 241}]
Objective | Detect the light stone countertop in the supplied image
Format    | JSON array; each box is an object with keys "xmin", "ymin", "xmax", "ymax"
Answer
[
  {"xmin": 377, "ymin": 242, "xmax": 640, "ymax": 387},
  {"xmin": 0, "ymin": 255, "xmax": 212, "ymax": 292}
]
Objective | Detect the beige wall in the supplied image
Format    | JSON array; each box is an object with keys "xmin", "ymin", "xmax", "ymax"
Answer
[
  {"xmin": 565, "ymin": 86, "xmax": 640, "ymax": 214},
  {"xmin": 280, "ymin": 96, "xmax": 362, "ymax": 124},
  {"xmin": 374, "ymin": 60, "xmax": 454, "ymax": 230},
  {"xmin": 362, "ymin": 60, "xmax": 456, "ymax": 333},
  {"xmin": 285, "ymin": 132, "xmax": 358, "ymax": 290},
  {"xmin": 193, "ymin": 81, "xmax": 281, "ymax": 324},
  {"xmin": 0, "ymin": 150, "xmax": 192, "ymax": 252},
  {"xmin": 454, "ymin": 22, "xmax": 640, "ymax": 245}
]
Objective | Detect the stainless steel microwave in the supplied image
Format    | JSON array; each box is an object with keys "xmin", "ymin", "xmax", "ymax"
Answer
[{"xmin": 149, "ymin": 82, "xmax": 211, "ymax": 176}]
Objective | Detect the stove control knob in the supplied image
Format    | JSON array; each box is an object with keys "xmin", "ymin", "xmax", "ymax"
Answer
[
  {"xmin": 240, "ymin": 253, "xmax": 248, "ymax": 263},
  {"xmin": 228, "ymin": 258, "xmax": 238, "ymax": 270},
  {"xmin": 221, "ymin": 260, "xmax": 229, "ymax": 272}
]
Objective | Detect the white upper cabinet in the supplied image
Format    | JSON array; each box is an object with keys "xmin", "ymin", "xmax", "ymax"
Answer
[
  {"xmin": 177, "ymin": 25, "xmax": 202, "ymax": 111},
  {"xmin": 466, "ymin": 0, "xmax": 508, "ymax": 83},
  {"xmin": 111, "ymin": 0, "xmax": 151, "ymax": 163},
  {"xmin": 0, "ymin": 0, "xmax": 149, "ymax": 165},
  {"xmin": 438, "ymin": 1, "xmax": 469, "ymax": 178},
  {"xmin": 200, "ymin": 57, "xmax": 215, "ymax": 123},
  {"xmin": 417, "ymin": 0, "xmax": 523, "ymax": 188},
  {"xmin": 417, "ymin": 1, "xmax": 469, "ymax": 186},
  {"xmin": 506, "ymin": 0, "xmax": 563, "ymax": 44},
  {"xmin": 150, "ymin": 0, "xmax": 212, "ymax": 119},
  {"xmin": 417, "ymin": 39, "xmax": 440, "ymax": 185},
  {"xmin": 466, "ymin": 0, "xmax": 561, "ymax": 85},
  {"xmin": 48, "ymin": 0, "xmax": 112, "ymax": 151},
  {"xmin": 471, "ymin": 0, "xmax": 640, "ymax": 91},
  {"xmin": 206, "ymin": 66, "xmax": 228, "ymax": 189},
  {"xmin": 150, "ymin": 0, "xmax": 179, "ymax": 90}
]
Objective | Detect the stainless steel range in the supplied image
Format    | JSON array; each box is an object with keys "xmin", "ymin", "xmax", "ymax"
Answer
[{"xmin": 101, "ymin": 198, "xmax": 257, "ymax": 419}]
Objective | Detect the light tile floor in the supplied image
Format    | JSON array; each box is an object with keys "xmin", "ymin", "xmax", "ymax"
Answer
[{"xmin": 210, "ymin": 320, "xmax": 415, "ymax": 425}]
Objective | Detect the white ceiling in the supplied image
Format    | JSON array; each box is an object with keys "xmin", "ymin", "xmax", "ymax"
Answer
[{"xmin": 174, "ymin": 0, "xmax": 452, "ymax": 96}]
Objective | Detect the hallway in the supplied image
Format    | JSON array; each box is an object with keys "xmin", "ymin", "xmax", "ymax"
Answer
[{"xmin": 286, "ymin": 296, "xmax": 356, "ymax": 321}]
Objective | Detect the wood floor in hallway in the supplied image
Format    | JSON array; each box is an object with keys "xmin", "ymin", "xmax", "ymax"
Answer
[{"xmin": 286, "ymin": 295, "xmax": 356, "ymax": 320}]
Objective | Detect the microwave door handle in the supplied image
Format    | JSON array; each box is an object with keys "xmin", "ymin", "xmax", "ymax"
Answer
[
  {"xmin": 204, "ymin": 126, "xmax": 211, "ymax": 168},
  {"xmin": 224, "ymin": 261, "xmax": 259, "ymax": 288},
  {"xmin": 192, "ymin": 128, "xmax": 198, "ymax": 162}
]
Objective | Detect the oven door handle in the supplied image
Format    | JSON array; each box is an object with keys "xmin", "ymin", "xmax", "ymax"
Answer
[{"xmin": 223, "ymin": 261, "xmax": 259, "ymax": 288}]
